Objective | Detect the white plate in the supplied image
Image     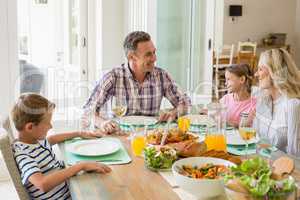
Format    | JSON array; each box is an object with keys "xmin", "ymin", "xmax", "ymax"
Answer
[
  {"xmin": 226, "ymin": 133, "xmax": 259, "ymax": 145},
  {"xmin": 184, "ymin": 114, "xmax": 214, "ymax": 126},
  {"xmin": 119, "ymin": 115, "xmax": 158, "ymax": 126},
  {"xmin": 67, "ymin": 139, "xmax": 120, "ymax": 156}
]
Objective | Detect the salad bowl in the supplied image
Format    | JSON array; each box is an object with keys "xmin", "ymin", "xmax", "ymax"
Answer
[
  {"xmin": 172, "ymin": 157, "xmax": 236, "ymax": 199},
  {"xmin": 225, "ymin": 157, "xmax": 296, "ymax": 200}
]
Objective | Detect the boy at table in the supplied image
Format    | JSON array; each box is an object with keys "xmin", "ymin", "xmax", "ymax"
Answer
[{"xmin": 11, "ymin": 93, "xmax": 111, "ymax": 200}]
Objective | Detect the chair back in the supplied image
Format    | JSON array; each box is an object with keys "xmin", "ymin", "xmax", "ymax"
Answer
[
  {"xmin": 237, "ymin": 42, "xmax": 258, "ymax": 74},
  {"xmin": 214, "ymin": 44, "xmax": 235, "ymax": 65},
  {"xmin": 0, "ymin": 117, "xmax": 30, "ymax": 200},
  {"xmin": 237, "ymin": 41, "xmax": 257, "ymax": 55}
]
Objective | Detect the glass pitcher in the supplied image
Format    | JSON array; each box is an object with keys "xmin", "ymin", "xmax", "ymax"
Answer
[{"xmin": 205, "ymin": 102, "xmax": 227, "ymax": 152}]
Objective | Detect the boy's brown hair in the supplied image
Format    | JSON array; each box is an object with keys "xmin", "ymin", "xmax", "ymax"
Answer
[{"xmin": 11, "ymin": 93, "xmax": 55, "ymax": 131}]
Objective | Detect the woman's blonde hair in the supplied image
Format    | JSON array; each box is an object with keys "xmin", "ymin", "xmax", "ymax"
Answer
[{"xmin": 259, "ymin": 48, "xmax": 300, "ymax": 98}]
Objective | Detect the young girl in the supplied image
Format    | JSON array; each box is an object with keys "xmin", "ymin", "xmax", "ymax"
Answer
[
  {"xmin": 220, "ymin": 64, "xmax": 256, "ymax": 127},
  {"xmin": 12, "ymin": 93, "xmax": 111, "ymax": 199},
  {"xmin": 254, "ymin": 48, "xmax": 300, "ymax": 156}
]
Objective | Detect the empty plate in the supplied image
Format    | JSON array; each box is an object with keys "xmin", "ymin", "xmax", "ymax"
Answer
[{"xmin": 67, "ymin": 139, "xmax": 120, "ymax": 156}]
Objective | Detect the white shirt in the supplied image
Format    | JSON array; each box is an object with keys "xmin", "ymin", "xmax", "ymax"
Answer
[{"xmin": 254, "ymin": 94, "xmax": 300, "ymax": 156}]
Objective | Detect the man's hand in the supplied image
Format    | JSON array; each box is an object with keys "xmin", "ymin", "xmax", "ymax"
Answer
[
  {"xmin": 158, "ymin": 109, "xmax": 177, "ymax": 122},
  {"xmin": 100, "ymin": 120, "xmax": 120, "ymax": 134}
]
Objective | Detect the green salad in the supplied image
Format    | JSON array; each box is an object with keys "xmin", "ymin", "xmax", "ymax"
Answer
[
  {"xmin": 225, "ymin": 157, "xmax": 296, "ymax": 199},
  {"xmin": 144, "ymin": 146, "xmax": 177, "ymax": 170}
]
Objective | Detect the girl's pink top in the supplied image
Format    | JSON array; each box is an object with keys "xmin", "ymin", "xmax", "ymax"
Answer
[{"xmin": 220, "ymin": 93, "xmax": 256, "ymax": 126}]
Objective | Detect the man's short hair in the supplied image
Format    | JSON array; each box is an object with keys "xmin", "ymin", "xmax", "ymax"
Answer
[{"xmin": 123, "ymin": 31, "xmax": 151, "ymax": 57}]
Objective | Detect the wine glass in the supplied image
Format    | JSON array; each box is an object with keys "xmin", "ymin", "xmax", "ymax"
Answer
[
  {"xmin": 239, "ymin": 112, "xmax": 256, "ymax": 158},
  {"xmin": 79, "ymin": 107, "xmax": 96, "ymax": 132},
  {"xmin": 111, "ymin": 96, "xmax": 127, "ymax": 122}
]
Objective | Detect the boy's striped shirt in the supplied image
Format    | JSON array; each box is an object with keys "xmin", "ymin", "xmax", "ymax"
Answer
[{"xmin": 13, "ymin": 139, "xmax": 71, "ymax": 200}]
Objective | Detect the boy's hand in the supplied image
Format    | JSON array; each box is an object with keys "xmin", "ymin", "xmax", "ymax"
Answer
[
  {"xmin": 78, "ymin": 131, "xmax": 104, "ymax": 139},
  {"xmin": 81, "ymin": 162, "xmax": 111, "ymax": 173}
]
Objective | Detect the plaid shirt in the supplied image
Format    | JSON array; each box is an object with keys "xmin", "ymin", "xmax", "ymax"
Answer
[{"xmin": 83, "ymin": 63, "xmax": 190, "ymax": 117}]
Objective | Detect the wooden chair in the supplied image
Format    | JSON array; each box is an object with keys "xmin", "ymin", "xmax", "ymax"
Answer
[
  {"xmin": 237, "ymin": 41, "xmax": 257, "ymax": 54},
  {"xmin": 237, "ymin": 42, "xmax": 258, "ymax": 74},
  {"xmin": 0, "ymin": 117, "xmax": 30, "ymax": 200},
  {"xmin": 213, "ymin": 44, "xmax": 235, "ymax": 65},
  {"xmin": 212, "ymin": 44, "xmax": 235, "ymax": 100}
]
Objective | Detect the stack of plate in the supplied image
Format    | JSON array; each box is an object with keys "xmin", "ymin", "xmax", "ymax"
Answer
[{"xmin": 118, "ymin": 115, "xmax": 158, "ymax": 131}]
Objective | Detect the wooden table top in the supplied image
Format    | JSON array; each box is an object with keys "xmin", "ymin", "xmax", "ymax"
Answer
[
  {"xmin": 59, "ymin": 136, "xmax": 300, "ymax": 200},
  {"xmin": 59, "ymin": 136, "xmax": 180, "ymax": 200}
]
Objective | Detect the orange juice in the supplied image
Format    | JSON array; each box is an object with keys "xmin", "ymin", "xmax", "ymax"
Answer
[
  {"xmin": 178, "ymin": 117, "xmax": 191, "ymax": 133},
  {"xmin": 205, "ymin": 134, "xmax": 227, "ymax": 152},
  {"xmin": 239, "ymin": 127, "xmax": 256, "ymax": 140},
  {"xmin": 131, "ymin": 135, "xmax": 146, "ymax": 156}
]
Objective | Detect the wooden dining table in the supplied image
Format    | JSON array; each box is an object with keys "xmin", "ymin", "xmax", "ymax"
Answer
[
  {"xmin": 59, "ymin": 135, "xmax": 181, "ymax": 200},
  {"xmin": 59, "ymin": 135, "xmax": 300, "ymax": 200}
]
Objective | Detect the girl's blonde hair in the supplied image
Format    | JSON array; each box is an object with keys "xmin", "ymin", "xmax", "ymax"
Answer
[{"xmin": 259, "ymin": 48, "xmax": 300, "ymax": 98}]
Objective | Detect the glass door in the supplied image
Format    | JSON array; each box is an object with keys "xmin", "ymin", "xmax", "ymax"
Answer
[
  {"xmin": 17, "ymin": 0, "xmax": 88, "ymax": 122},
  {"xmin": 155, "ymin": 0, "xmax": 215, "ymax": 104}
]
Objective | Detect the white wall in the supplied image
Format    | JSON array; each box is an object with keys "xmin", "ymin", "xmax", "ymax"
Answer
[
  {"xmin": 101, "ymin": 0, "xmax": 126, "ymax": 69},
  {"xmin": 223, "ymin": 0, "xmax": 297, "ymax": 54},
  {"xmin": 295, "ymin": 0, "xmax": 300, "ymax": 67},
  {"xmin": 0, "ymin": 0, "xmax": 18, "ymax": 116}
]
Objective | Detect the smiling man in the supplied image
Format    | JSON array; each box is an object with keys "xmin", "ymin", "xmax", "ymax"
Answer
[{"xmin": 83, "ymin": 31, "xmax": 190, "ymax": 133}]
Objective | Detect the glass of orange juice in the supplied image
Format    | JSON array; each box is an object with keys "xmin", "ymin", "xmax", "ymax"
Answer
[
  {"xmin": 205, "ymin": 103, "xmax": 227, "ymax": 152},
  {"xmin": 178, "ymin": 117, "xmax": 191, "ymax": 133},
  {"xmin": 177, "ymin": 105, "xmax": 191, "ymax": 133},
  {"xmin": 130, "ymin": 125, "xmax": 147, "ymax": 157}
]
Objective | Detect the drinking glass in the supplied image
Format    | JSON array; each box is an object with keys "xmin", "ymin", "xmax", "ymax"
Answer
[
  {"xmin": 177, "ymin": 105, "xmax": 191, "ymax": 133},
  {"xmin": 130, "ymin": 124, "xmax": 147, "ymax": 157},
  {"xmin": 239, "ymin": 112, "xmax": 256, "ymax": 158},
  {"xmin": 256, "ymin": 137, "xmax": 273, "ymax": 163},
  {"xmin": 79, "ymin": 107, "xmax": 96, "ymax": 132},
  {"xmin": 111, "ymin": 96, "xmax": 127, "ymax": 121}
]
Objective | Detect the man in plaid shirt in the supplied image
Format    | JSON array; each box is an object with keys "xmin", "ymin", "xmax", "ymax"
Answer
[{"xmin": 83, "ymin": 31, "xmax": 191, "ymax": 133}]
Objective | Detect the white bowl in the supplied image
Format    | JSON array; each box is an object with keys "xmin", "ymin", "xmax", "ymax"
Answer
[{"xmin": 172, "ymin": 157, "xmax": 236, "ymax": 199}]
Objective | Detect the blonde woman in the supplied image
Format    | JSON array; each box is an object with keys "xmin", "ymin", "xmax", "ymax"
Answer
[{"xmin": 254, "ymin": 48, "xmax": 300, "ymax": 156}]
